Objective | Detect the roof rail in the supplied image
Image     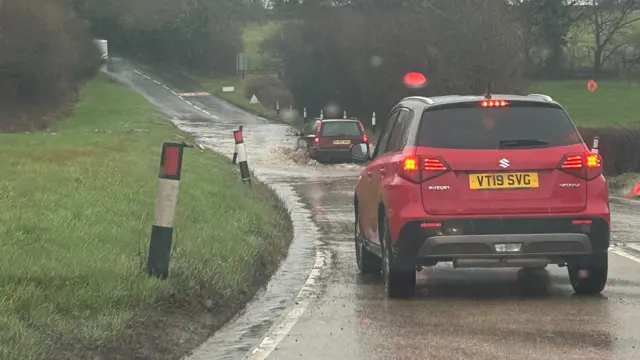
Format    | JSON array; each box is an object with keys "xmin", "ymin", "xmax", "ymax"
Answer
[
  {"xmin": 403, "ymin": 96, "xmax": 435, "ymax": 104},
  {"xmin": 527, "ymin": 93, "xmax": 553, "ymax": 102}
]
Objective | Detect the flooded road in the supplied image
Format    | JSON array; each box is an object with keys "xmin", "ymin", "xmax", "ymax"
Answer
[{"xmin": 107, "ymin": 60, "xmax": 640, "ymax": 360}]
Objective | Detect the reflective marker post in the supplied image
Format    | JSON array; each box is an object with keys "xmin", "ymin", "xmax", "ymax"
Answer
[
  {"xmin": 372, "ymin": 112, "xmax": 376, "ymax": 134},
  {"xmin": 343, "ymin": 110, "xmax": 347, "ymax": 119},
  {"xmin": 234, "ymin": 128, "xmax": 252, "ymax": 184},
  {"xmin": 147, "ymin": 141, "xmax": 202, "ymax": 279},
  {"xmin": 592, "ymin": 136, "xmax": 600, "ymax": 154},
  {"xmin": 303, "ymin": 107, "xmax": 307, "ymax": 121},
  {"xmin": 320, "ymin": 109, "xmax": 324, "ymax": 119},
  {"xmin": 148, "ymin": 142, "xmax": 184, "ymax": 279},
  {"xmin": 232, "ymin": 125, "xmax": 243, "ymax": 164}
]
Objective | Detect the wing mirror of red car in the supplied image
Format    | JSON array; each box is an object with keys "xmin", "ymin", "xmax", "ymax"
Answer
[{"xmin": 351, "ymin": 143, "xmax": 370, "ymax": 161}]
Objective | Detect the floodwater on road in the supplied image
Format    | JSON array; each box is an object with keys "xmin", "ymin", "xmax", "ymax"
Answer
[{"xmin": 107, "ymin": 60, "xmax": 640, "ymax": 360}]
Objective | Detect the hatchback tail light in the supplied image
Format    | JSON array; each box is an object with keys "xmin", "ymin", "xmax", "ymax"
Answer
[
  {"xmin": 314, "ymin": 136, "xmax": 320, "ymax": 144},
  {"xmin": 558, "ymin": 152, "xmax": 602, "ymax": 180},
  {"xmin": 398, "ymin": 155, "xmax": 450, "ymax": 183},
  {"xmin": 358, "ymin": 121, "xmax": 368, "ymax": 143}
]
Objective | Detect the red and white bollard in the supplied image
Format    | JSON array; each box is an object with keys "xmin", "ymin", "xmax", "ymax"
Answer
[
  {"xmin": 234, "ymin": 128, "xmax": 251, "ymax": 184},
  {"xmin": 148, "ymin": 142, "xmax": 184, "ymax": 279},
  {"xmin": 232, "ymin": 125, "xmax": 243, "ymax": 164}
]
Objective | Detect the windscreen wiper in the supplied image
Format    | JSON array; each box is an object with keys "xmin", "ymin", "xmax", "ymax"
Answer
[{"xmin": 498, "ymin": 139, "xmax": 550, "ymax": 149}]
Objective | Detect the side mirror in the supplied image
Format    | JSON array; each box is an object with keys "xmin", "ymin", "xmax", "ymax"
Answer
[{"xmin": 351, "ymin": 143, "xmax": 370, "ymax": 161}]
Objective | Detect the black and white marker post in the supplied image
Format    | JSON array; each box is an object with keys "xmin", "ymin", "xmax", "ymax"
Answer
[
  {"xmin": 147, "ymin": 142, "xmax": 185, "ymax": 279},
  {"xmin": 234, "ymin": 128, "xmax": 252, "ymax": 184},
  {"xmin": 303, "ymin": 107, "xmax": 307, "ymax": 121},
  {"xmin": 147, "ymin": 141, "xmax": 202, "ymax": 279},
  {"xmin": 232, "ymin": 125, "xmax": 243, "ymax": 164},
  {"xmin": 592, "ymin": 135, "xmax": 600, "ymax": 154},
  {"xmin": 343, "ymin": 110, "xmax": 347, "ymax": 119},
  {"xmin": 372, "ymin": 112, "xmax": 377, "ymax": 134},
  {"xmin": 320, "ymin": 109, "xmax": 324, "ymax": 119},
  {"xmin": 276, "ymin": 101, "xmax": 280, "ymax": 115}
]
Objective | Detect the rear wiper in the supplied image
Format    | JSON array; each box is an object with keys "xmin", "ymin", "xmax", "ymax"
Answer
[{"xmin": 498, "ymin": 139, "xmax": 550, "ymax": 149}]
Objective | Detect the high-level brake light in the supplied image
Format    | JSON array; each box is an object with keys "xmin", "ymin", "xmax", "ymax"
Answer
[{"xmin": 480, "ymin": 100, "xmax": 509, "ymax": 107}]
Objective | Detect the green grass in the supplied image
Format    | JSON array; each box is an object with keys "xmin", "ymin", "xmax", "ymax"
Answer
[
  {"xmin": 529, "ymin": 80, "xmax": 640, "ymax": 127},
  {"xmin": 242, "ymin": 21, "xmax": 283, "ymax": 70},
  {"xmin": 0, "ymin": 75, "xmax": 292, "ymax": 360},
  {"xmin": 196, "ymin": 76, "xmax": 278, "ymax": 119},
  {"xmin": 189, "ymin": 22, "xmax": 283, "ymax": 121}
]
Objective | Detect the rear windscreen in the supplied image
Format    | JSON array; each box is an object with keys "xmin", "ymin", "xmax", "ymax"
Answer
[
  {"xmin": 320, "ymin": 121, "xmax": 362, "ymax": 137},
  {"xmin": 417, "ymin": 103, "xmax": 581, "ymax": 149}
]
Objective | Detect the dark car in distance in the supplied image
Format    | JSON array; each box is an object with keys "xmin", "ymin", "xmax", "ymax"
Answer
[{"xmin": 297, "ymin": 118, "xmax": 369, "ymax": 163}]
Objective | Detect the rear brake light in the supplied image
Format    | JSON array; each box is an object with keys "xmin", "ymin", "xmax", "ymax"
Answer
[
  {"xmin": 403, "ymin": 156, "xmax": 418, "ymax": 171},
  {"xmin": 480, "ymin": 100, "xmax": 509, "ymax": 107},
  {"xmin": 424, "ymin": 157, "xmax": 447, "ymax": 171},
  {"xmin": 358, "ymin": 122, "xmax": 368, "ymax": 143},
  {"xmin": 314, "ymin": 136, "xmax": 319, "ymax": 144},
  {"xmin": 558, "ymin": 152, "xmax": 602, "ymax": 180},
  {"xmin": 398, "ymin": 156, "xmax": 450, "ymax": 183}
]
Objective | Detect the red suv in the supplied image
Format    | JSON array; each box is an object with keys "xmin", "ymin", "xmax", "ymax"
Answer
[
  {"xmin": 350, "ymin": 94, "xmax": 610, "ymax": 298},
  {"xmin": 298, "ymin": 118, "xmax": 369, "ymax": 163}
]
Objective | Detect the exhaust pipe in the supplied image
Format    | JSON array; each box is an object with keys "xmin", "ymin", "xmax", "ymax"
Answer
[{"xmin": 453, "ymin": 257, "xmax": 550, "ymax": 268}]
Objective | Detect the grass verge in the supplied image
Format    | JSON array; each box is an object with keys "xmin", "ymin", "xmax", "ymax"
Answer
[
  {"xmin": 607, "ymin": 172, "xmax": 640, "ymax": 196},
  {"xmin": 0, "ymin": 74, "xmax": 293, "ymax": 360},
  {"xmin": 529, "ymin": 80, "xmax": 640, "ymax": 127}
]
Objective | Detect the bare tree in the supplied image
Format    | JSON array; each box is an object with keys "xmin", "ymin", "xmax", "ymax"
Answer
[{"xmin": 585, "ymin": 0, "xmax": 640, "ymax": 73}]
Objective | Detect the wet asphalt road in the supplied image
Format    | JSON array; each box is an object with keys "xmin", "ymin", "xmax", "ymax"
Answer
[{"xmin": 107, "ymin": 60, "xmax": 640, "ymax": 360}]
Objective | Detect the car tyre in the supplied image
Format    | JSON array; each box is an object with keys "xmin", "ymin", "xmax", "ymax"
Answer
[
  {"xmin": 568, "ymin": 253, "xmax": 608, "ymax": 295},
  {"xmin": 381, "ymin": 218, "xmax": 416, "ymax": 298},
  {"xmin": 355, "ymin": 212, "xmax": 381, "ymax": 274}
]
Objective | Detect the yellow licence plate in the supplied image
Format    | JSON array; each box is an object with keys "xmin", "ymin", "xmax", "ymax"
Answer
[
  {"xmin": 469, "ymin": 172, "xmax": 539, "ymax": 190},
  {"xmin": 333, "ymin": 140, "xmax": 351, "ymax": 145}
]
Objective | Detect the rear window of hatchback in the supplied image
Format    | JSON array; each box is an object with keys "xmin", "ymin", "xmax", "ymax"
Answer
[{"xmin": 417, "ymin": 101, "xmax": 582, "ymax": 150}]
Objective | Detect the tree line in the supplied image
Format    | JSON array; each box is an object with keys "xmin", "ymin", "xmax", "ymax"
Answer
[
  {"xmin": 0, "ymin": 0, "xmax": 255, "ymax": 131},
  {"xmin": 262, "ymin": 0, "xmax": 640, "ymax": 121}
]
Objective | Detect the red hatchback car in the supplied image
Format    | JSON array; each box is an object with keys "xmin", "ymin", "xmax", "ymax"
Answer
[
  {"xmin": 350, "ymin": 94, "xmax": 610, "ymax": 298},
  {"xmin": 299, "ymin": 118, "xmax": 369, "ymax": 163}
]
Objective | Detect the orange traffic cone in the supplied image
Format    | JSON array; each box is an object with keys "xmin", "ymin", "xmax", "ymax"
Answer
[{"xmin": 624, "ymin": 181, "xmax": 640, "ymax": 198}]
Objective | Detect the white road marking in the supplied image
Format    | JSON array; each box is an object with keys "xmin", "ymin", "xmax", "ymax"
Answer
[
  {"xmin": 245, "ymin": 249, "xmax": 329, "ymax": 360},
  {"xmin": 138, "ymin": 67, "xmax": 221, "ymax": 120},
  {"xmin": 612, "ymin": 248, "xmax": 640, "ymax": 263}
]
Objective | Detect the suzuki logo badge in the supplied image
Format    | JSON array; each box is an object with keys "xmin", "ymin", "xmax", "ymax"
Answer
[{"xmin": 499, "ymin": 158, "xmax": 510, "ymax": 168}]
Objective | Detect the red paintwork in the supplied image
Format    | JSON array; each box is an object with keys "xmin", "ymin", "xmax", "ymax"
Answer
[{"xmin": 355, "ymin": 143, "xmax": 610, "ymax": 247}]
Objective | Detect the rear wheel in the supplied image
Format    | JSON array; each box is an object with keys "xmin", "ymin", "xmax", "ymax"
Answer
[
  {"xmin": 381, "ymin": 218, "xmax": 415, "ymax": 298},
  {"xmin": 355, "ymin": 212, "xmax": 381, "ymax": 274},
  {"xmin": 568, "ymin": 253, "xmax": 608, "ymax": 295}
]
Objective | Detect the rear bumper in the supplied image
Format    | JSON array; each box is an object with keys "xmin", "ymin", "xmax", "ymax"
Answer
[
  {"xmin": 393, "ymin": 216, "xmax": 610, "ymax": 266},
  {"xmin": 417, "ymin": 233, "xmax": 591, "ymax": 257},
  {"xmin": 310, "ymin": 148, "xmax": 359, "ymax": 161}
]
